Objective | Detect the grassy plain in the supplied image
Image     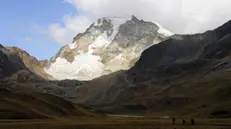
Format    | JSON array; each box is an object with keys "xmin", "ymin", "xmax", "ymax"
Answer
[{"xmin": 0, "ymin": 116, "xmax": 230, "ymax": 129}]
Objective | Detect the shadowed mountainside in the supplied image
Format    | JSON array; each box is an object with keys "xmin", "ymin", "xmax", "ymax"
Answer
[
  {"xmin": 0, "ymin": 86, "xmax": 96, "ymax": 119},
  {"xmin": 68, "ymin": 20, "xmax": 231, "ymax": 117}
]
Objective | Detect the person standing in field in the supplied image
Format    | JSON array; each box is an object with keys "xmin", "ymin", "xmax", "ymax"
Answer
[
  {"xmin": 191, "ymin": 118, "xmax": 195, "ymax": 125},
  {"xmin": 172, "ymin": 117, "xmax": 176, "ymax": 125},
  {"xmin": 182, "ymin": 119, "xmax": 186, "ymax": 125}
]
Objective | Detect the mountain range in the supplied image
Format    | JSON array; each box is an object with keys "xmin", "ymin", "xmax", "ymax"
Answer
[
  {"xmin": 1, "ymin": 16, "xmax": 231, "ymax": 118},
  {"xmin": 44, "ymin": 15, "xmax": 173, "ymax": 80}
]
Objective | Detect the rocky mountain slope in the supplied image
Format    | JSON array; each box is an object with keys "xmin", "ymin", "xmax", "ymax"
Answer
[
  {"xmin": 0, "ymin": 44, "xmax": 52, "ymax": 81},
  {"xmin": 66, "ymin": 20, "xmax": 231, "ymax": 117},
  {"xmin": 0, "ymin": 45, "xmax": 26, "ymax": 79},
  {"xmin": 6, "ymin": 47, "xmax": 52, "ymax": 80},
  {"xmin": 44, "ymin": 16, "xmax": 173, "ymax": 80}
]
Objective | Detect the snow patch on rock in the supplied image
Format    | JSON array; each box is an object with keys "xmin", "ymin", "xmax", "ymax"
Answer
[
  {"xmin": 44, "ymin": 54, "xmax": 104, "ymax": 80},
  {"xmin": 90, "ymin": 32, "xmax": 111, "ymax": 50},
  {"xmin": 109, "ymin": 18, "xmax": 126, "ymax": 41},
  {"xmin": 154, "ymin": 22, "xmax": 174, "ymax": 36},
  {"xmin": 68, "ymin": 43, "xmax": 78, "ymax": 49}
]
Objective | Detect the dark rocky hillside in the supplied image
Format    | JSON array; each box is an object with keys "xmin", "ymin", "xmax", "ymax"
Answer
[{"xmin": 71, "ymin": 20, "xmax": 231, "ymax": 117}]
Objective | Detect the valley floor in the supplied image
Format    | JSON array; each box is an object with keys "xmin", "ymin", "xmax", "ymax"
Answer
[{"xmin": 0, "ymin": 116, "xmax": 231, "ymax": 129}]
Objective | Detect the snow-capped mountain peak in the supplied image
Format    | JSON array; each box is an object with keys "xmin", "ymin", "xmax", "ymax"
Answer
[{"xmin": 45, "ymin": 16, "xmax": 173, "ymax": 80}]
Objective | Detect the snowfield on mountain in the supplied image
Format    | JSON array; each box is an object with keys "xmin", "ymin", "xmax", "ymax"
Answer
[{"xmin": 44, "ymin": 16, "xmax": 173, "ymax": 80}]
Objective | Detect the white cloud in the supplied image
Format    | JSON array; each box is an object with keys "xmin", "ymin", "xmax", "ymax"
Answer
[
  {"xmin": 32, "ymin": 15, "xmax": 92, "ymax": 45},
  {"xmin": 45, "ymin": 0, "xmax": 231, "ymax": 45},
  {"xmin": 46, "ymin": 15, "xmax": 92, "ymax": 45}
]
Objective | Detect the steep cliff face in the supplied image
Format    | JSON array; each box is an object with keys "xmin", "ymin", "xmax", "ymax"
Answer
[
  {"xmin": 45, "ymin": 16, "xmax": 173, "ymax": 80},
  {"xmin": 0, "ymin": 44, "xmax": 53, "ymax": 81},
  {"xmin": 0, "ymin": 45, "xmax": 31, "ymax": 79},
  {"xmin": 6, "ymin": 47, "xmax": 53, "ymax": 80}
]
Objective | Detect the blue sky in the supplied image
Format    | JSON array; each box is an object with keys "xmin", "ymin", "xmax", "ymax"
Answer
[{"xmin": 0, "ymin": 0, "xmax": 76, "ymax": 60}]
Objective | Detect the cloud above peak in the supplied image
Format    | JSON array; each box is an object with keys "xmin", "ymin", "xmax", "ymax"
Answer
[
  {"xmin": 45, "ymin": 0, "xmax": 231, "ymax": 45},
  {"xmin": 46, "ymin": 15, "xmax": 92, "ymax": 45}
]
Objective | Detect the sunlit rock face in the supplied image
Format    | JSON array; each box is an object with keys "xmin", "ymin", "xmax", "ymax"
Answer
[{"xmin": 45, "ymin": 16, "xmax": 173, "ymax": 80}]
